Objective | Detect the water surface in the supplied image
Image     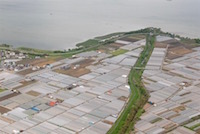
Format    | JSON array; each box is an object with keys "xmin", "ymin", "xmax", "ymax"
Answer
[{"xmin": 0, "ymin": 0, "xmax": 200, "ymax": 50}]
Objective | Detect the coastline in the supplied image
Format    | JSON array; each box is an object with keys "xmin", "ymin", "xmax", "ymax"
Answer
[
  {"xmin": 1, "ymin": 27, "xmax": 200, "ymax": 52},
  {"xmin": 0, "ymin": 27, "xmax": 200, "ymax": 134}
]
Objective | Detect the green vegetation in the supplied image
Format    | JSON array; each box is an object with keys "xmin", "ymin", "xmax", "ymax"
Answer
[
  {"xmin": 182, "ymin": 115, "xmax": 200, "ymax": 127},
  {"xmin": 0, "ymin": 44, "xmax": 11, "ymax": 48},
  {"xmin": 160, "ymin": 30, "xmax": 200, "ymax": 48},
  {"xmin": 0, "ymin": 88, "xmax": 4, "ymax": 92},
  {"xmin": 76, "ymin": 39, "xmax": 99, "ymax": 47},
  {"xmin": 107, "ymin": 34, "xmax": 155, "ymax": 134},
  {"xmin": 179, "ymin": 38, "xmax": 200, "ymax": 48},
  {"xmin": 124, "ymin": 27, "xmax": 160, "ymax": 35},
  {"xmin": 150, "ymin": 118, "xmax": 162, "ymax": 124},
  {"xmin": 95, "ymin": 32, "xmax": 124, "ymax": 40},
  {"xmin": 18, "ymin": 47, "xmax": 53, "ymax": 55},
  {"xmin": 195, "ymin": 39, "xmax": 200, "ymax": 44},
  {"xmin": 188, "ymin": 123, "xmax": 200, "ymax": 130},
  {"xmin": 0, "ymin": 44, "xmax": 13, "ymax": 51},
  {"xmin": 112, "ymin": 49, "xmax": 128, "ymax": 56},
  {"xmin": 53, "ymin": 50, "xmax": 66, "ymax": 53},
  {"xmin": 182, "ymin": 115, "xmax": 200, "ymax": 132},
  {"xmin": 185, "ymin": 121, "xmax": 200, "ymax": 131}
]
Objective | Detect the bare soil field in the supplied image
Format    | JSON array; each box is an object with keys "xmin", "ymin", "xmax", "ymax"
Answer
[
  {"xmin": 103, "ymin": 120, "xmax": 114, "ymax": 125},
  {"xmin": 172, "ymin": 106, "xmax": 186, "ymax": 113},
  {"xmin": 0, "ymin": 106, "xmax": 10, "ymax": 114},
  {"xmin": 143, "ymin": 103, "xmax": 152, "ymax": 110},
  {"xmin": 56, "ymin": 68, "xmax": 90, "ymax": 77},
  {"xmin": 0, "ymin": 92, "xmax": 21, "ymax": 102},
  {"xmin": 128, "ymin": 34, "xmax": 146, "ymax": 40},
  {"xmin": 17, "ymin": 59, "xmax": 35, "ymax": 65},
  {"xmin": 108, "ymin": 43, "xmax": 126, "ymax": 49},
  {"xmin": 14, "ymin": 80, "xmax": 37, "ymax": 89},
  {"xmin": 118, "ymin": 96, "xmax": 128, "ymax": 101},
  {"xmin": 166, "ymin": 46, "xmax": 193, "ymax": 60},
  {"xmin": 163, "ymin": 123, "xmax": 177, "ymax": 131},
  {"xmin": 155, "ymin": 42, "xmax": 168, "ymax": 48},
  {"xmin": 17, "ymin": 57, "xmax": 63, "ymax": 75},
  {"xmin": 72, "ymin": 59, "xmax": 94, "ymax": 67},
  {"xmin": 119, "ymin": 37, "xmax": 139, "ymax": 42},
  {"xmin": 34, "ymin": 57, "xmax": 62, "ymax": 67},
  {"xmin": 17, "ymin": 68, "xmax": 37, "ymax": 75},
  {"xmin": 17, "ymin": 57, "xmax": 62, "ymax": 67},
  {"xmin": 195, "ymin": 128, "xmax": 200, "ymax": 134},
  {"xmin": 162, "ymin": 39, "xmax": 197, "ymax": 49},
  {"xmin": 54, "ymin": 59, "xmax": 94, "ymax": 77},
  {"xmin": 26, "ymin": 90, "xmax": 41, "ymax": 97},
  {"xmin": 0, "ymin": 116, "xmax": 15, "ymax": 124}
]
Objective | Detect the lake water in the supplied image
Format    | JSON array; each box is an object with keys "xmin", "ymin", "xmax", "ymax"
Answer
[{"xmin": 0, "ymin": 0, "xmax": 200, "ymax": 50}]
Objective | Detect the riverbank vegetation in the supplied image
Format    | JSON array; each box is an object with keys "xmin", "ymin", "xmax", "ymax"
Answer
[{"xmin": 107, "ymin": 34, "xmax": 155, "ymax": 134}]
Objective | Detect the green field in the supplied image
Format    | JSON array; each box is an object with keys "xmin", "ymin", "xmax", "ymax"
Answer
[
  {"xmin": 189, "ymin": 123, "xmax": 200, "ymax": 130},
  {"xmin": 111, "ymin": 49, "xmax": 128, "ymax": 56},
  {"xmin": 0, "ymin": 88, "xmax": 4, "ymax": 92},
  {"xmin": 76, "ymin": 39, "xmax": 99, "ymax": 47}
]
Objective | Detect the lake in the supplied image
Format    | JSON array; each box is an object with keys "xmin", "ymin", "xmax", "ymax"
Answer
[{"xmin": 0, "ymin": 0, "xmax": 200, "ymax": 50}]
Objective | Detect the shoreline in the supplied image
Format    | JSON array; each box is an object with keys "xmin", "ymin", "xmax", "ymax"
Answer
[
  {"xmin": 0, "ymin": 27, "xmax": 200, "ymax": 59},
  {"xmin": 0, "ymin": 27, "xmax": 200, "ymax": 134},
  {"xmin": 1, "ymin": 28, "xmax": 200, "ymax": 51}
]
